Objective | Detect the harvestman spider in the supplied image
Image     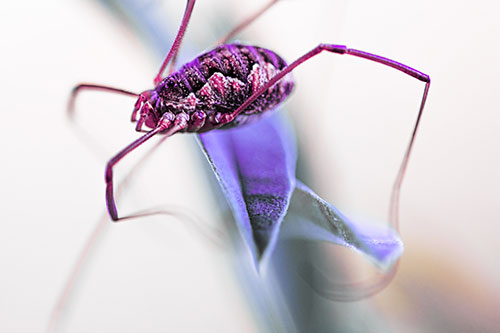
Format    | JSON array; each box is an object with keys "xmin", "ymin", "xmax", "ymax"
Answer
[
  {"xmin": 68, "ymin": 0, "xmax": 430, "ymax": 236},
  {"xmin": 50, "ymin": 1, "xmax": 432, "ymax": 330}
]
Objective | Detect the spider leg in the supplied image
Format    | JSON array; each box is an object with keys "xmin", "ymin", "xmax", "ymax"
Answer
[
  {"xmin": 165, "ymin": 0, "xmax": 280, "ymax": 77},
  {"xmin": 214, "ymin": 0, "xmax": 280, "ymax": 46},
  {"xmin": 221, "ymin": 43, "xmax": 430, "ymax": 230},
  {"xmin": 105, "ymin": 113, "xmax": 189, "ymax": 221},
  {"xmin": 154, "ymin": 0, "xmax": 196, "ymax": 85},
  {"xmin": 67, "ymin": 83, "xmax": 138, "ymax": 119}
]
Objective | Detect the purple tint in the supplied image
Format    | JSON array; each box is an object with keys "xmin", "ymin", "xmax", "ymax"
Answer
[{"xmin": 199, "ymin": 111, "xmax": 296, "ymax": 264}]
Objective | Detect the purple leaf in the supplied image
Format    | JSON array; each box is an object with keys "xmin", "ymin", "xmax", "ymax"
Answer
[
  {"xmin": 199, "ymin": 111, "xmax": 403, "ymax": 270},
  {"xmin": 198, "ymin": 111, "xmax": 296, "ymax": 265},
  {"xmin": 281, "ymin": 181, "xmax": 404, "ymax": 269}
]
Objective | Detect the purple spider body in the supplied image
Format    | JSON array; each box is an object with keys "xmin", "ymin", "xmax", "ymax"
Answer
[{"xmin": 137, "ymin": 44, "xmax": 294, "ymax": 133}]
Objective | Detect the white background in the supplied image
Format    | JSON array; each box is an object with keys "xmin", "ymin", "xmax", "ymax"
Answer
[{"xmin": 1, "ymin": 0, "xmax": 500, "ymax": 332}]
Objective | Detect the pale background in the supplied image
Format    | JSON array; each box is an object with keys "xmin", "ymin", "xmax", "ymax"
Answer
[{"xmin": 1, "ymin": 0, "xmax": 499, "ymax": 332}]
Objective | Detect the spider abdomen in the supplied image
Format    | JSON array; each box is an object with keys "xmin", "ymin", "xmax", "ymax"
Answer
[{"xmin": 153, "ymin": 43, "xmax": 294, "ymax": 132}]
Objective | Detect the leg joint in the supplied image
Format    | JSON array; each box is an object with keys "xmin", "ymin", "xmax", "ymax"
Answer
[{"xmin": 319, "ymin": 43, "xmax": 348, "ymax": 54}]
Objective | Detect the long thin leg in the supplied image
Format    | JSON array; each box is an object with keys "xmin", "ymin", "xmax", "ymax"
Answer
[
  {"xmin": 165, "ymin": 0, "xmax": 279, "ymax": 77},
  {"xmin": 48, "ymin": 129, "xmax": 220, "ymax": 332},
  {"xmin": 389, "ymin": 80, "xmax": 430, "ymax": 230},
  {"xmin": 68, "ymin": 83, "xmax": 138, "ymax": 118},
  {"xmin": 154, "ymin": 0, "xmax": 196, "ymax": 85},
  {"xmin": 67, "ymin": 83, "xmax": 140, "ymax": 160},
  {"xmin": 219, "ymin": 44, "xmax": 429, "ymax": 299},
  {"xmin": 300, "ymin": 260, "xmax": 400, "ymax": 302},
  {"xmin": 222, "ymin": 43, "xmax": 430, "ymax": 231},
  {"xmin": 215, "ymin": 0, "xmax": 279, "ymax": 46},
  {"xmin": 105, "ymin": 113, "xmax": 189, "ymax": 221}
]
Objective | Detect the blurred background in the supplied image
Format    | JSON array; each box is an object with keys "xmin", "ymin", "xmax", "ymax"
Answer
[{"xmin": 1, "ymin": 0, "xmax": 499, "ymax": 332}]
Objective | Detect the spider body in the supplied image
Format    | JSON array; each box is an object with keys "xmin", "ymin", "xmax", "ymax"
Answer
[{"xmin": 138, "ymin": 44, "xmax": 294, "ymax": 133}]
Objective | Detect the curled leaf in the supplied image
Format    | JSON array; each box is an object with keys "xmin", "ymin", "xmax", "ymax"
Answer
[
  {"xmin": 199, "ymin": 112, "xmax": 403, "ymax": 270},
  {"xmin": 282, "ymin": 181, "xmax": 404, "ymax": 270}
]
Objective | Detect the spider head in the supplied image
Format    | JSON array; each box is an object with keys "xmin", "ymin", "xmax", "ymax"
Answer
[{"xmin": 132, "ymin": 90, "xmax": 160, "ymax": 131}]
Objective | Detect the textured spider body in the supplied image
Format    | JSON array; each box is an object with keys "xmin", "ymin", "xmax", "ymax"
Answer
[{"xmin": 138, "ymin": 44, "xmax": 294, "ymax": 133}]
